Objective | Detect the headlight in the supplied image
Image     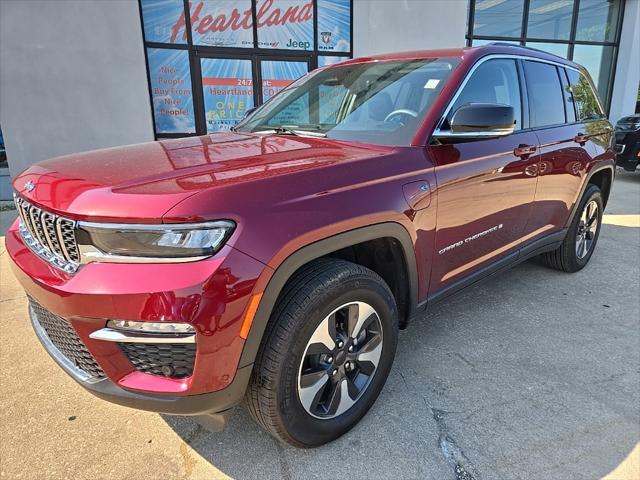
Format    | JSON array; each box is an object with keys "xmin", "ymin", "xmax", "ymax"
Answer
[{"xmin": 76, "ymin": 220, "xmax": 234, "ymax": 261}]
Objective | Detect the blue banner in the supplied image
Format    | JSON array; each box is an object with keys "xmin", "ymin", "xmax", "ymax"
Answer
[
  {"xmin": 190, "ymin": 1, "xmax": 254, "ymax": 47},
  {"xmin": 147, "ymin": 48, "xmax": 196, "ymax": 133},
  {"xmin": 317, "ymin": 0, "xmax": 351, "ymax": 53},
  {"xmin": 140, "ymin": 0, "xmax": 186, "ymax": 44},
  {"xmin": 318, "ymin": 55, "xmax": 350, "ymax": 67},
  {"xmin": 256, "ymin": 0, "xmax": 314, "ymax": 50},
  {"xmin": 201, "ymin": 58, "xmax": 254, "ymax": 132}
]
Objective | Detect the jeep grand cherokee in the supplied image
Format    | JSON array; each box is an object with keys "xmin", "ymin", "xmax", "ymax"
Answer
[{"xmin": 6, "ymin": 44, "xmax": 614, "ymax": 447}]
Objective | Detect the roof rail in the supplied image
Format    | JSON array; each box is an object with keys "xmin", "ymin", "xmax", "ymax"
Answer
[{"xmin": 483, "ymin": 41, "xmax": 567, "ymax": 60}]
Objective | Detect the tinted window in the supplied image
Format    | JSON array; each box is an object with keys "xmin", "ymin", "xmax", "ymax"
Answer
[
  {"xmin": 448, "ymin": 59, "xmax": 522, "ymax": 130},
  {"xmin": 524, "ymin": 61, "xmax": 565, "ymax": 127},
  {"xmin": 565, "ymin": 69, "xmax": 605, "ymax": 121},
  {"xmin": 559, "ymin": 68, "xmax": 576, "ymax": 123}
]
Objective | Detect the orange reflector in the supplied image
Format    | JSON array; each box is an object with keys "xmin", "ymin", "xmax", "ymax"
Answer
[{"xmin": 239, "ymin": 292, "xmax": 263, "ymax": 339}]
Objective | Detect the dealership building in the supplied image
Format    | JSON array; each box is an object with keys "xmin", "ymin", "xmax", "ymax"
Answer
[{"xmin": 1, "ymin": 0, "xmax": 638, "ymax": 199}]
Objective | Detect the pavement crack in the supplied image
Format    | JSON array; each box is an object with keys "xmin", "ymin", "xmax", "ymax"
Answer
[{"xmin": 427, "ymin": 400, "xmax": 479, "ymax": 480}]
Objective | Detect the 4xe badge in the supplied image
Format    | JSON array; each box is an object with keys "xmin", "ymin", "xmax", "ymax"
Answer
[{"xmin": 24, "ymin": 180, "xmax": 35, "ymax": 193}]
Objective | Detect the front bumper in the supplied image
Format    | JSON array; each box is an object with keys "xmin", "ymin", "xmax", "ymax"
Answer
[{"xmin": 6, "ymin": 218, "xmax": 266, "ymax": 415}]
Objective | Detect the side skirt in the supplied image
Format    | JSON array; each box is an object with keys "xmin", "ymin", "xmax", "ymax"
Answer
[{"xmin": 424, "ymin": 229, "xmax": 567, "ymax": 309}]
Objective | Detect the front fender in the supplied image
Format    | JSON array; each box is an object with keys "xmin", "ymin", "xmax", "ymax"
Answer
[{"xmin": 236, "ymin": 221, "xmax": 420, "ymax": 368}]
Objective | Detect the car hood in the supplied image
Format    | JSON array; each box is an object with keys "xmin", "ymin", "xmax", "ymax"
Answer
[{"xmin": 13, "ymin": 132, "xmax": 392, "ymax": 222}]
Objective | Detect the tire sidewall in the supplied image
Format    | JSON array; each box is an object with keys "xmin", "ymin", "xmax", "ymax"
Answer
[
  {"xmin": 570, "ymin": 185, "xmax": 603, "ymax": 270},
  {"xmin": 277, "ymin": 275, "xmax": 398, "ymax": 446}
]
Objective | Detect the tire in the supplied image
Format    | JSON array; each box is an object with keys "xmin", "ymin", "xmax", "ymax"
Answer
[
  {"xmin": 245, "ymin": 258, "xmax": 398, "ymax": 447},
  {"xmin": 540, "ymin": 183, "xmax": 603, "ymax": 273}
]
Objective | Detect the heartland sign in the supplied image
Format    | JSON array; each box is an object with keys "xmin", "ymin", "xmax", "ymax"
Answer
[{"xmin": 170, "ymin": 0, "xmax": 314, "ymax": 50}]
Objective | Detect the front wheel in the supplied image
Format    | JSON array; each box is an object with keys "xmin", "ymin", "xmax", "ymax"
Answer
[
  {"xmin": 246, "ymin": 259, "xmax": 398, "ymax": 447},
  {"xmin": 540, "ymin": 183, "xmax": 604, "ymax": 272}
]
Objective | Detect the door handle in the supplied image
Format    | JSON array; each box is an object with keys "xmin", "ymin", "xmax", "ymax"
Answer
[
  {"xmin": 574, "ymin": 133, "xmax": 588, "ymax": 145},
  {"xmin": 513, "ymin": 144, "xmax": 537, "ymax": 158}
]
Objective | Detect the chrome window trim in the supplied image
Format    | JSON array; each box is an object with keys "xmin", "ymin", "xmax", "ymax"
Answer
[
  {"xmin": 89, "ymin": 328, "xmax": 196, "ymax": 344},
  {"xmin": 432, "ymin": 53, "xmax": 587, "ymax": 138}
]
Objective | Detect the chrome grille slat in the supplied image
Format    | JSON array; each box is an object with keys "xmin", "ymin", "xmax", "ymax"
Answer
[
  {"xmin": 41, "ymin": 212, "xmax": 63, "ymax": 255},
  {"xmin": 13, "ymin": 195, "xmax": 80, "ymax": 273}
]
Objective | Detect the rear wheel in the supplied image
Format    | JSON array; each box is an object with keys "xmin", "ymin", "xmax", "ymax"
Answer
[
  {"xmin": 246, "ymin": 259, "xmax": 398, "ymax": 447},
  {"xmin": 540, "ymin": 184, "xmax": 603, "ymax": 272}
]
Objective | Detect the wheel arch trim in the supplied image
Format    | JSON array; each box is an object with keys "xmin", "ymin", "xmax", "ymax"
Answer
[
  {"xmin": 566, "ymin": 162, "xmax": 614, "ymax": 228},
  {"xmin": 237, "ymin": 222, "xmax": 419, "ymax": 368}
]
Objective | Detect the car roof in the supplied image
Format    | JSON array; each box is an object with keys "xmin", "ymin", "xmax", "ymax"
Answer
[{"xmin": 336, "ymin": 44, "xmax": 582, "ymax": 71}]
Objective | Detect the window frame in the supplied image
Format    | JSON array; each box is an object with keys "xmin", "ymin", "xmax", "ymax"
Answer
[
  {"xmin": 522, "ymin": 60, "xmax": 568, "ymax": 129},
  {"xmin": 444, "ymin": 58, "xmax": 525, "ymax": 132},
  {"xmin": 431, "ymin": 54, "xmax": 607, "ymax": 143}
]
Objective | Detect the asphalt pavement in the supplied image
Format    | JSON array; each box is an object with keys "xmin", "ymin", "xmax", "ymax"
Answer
[{"xmin": 1, "ymin": 170, "xmax": 638, "ymax": 480}]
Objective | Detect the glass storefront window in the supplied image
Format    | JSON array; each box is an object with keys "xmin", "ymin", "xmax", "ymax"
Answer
[
  {"xmin": 473, "ymin": 0, "xmax": 525, "ymax": 38},
  {"xmin": 190, "ymin": 1, "xmax": 254, "ymax": 48},
  {"xmin": 575, "ymin": 0, "xmax": 621, "ymax": 43},
  {"xmin": 256, "ymin": 0, "xmax": 314, "ymax": 50},
  {"xmin": 318, "ymin": 56, "xmax": 350, "ymax": 67},
  {"xmin": 147, "ymin": 48, "xmax": 196, "ymax": 133},
  {"xmin": 317, "ymin": 0, "xmax": 351, "ymax": 53},
  {"xmin": 467, "ymin": 0, "xmax": 623, "ymax": 112},
  {"xmin": 201, "ymin": 58, "xmax": 254, "ymax": 132},
  {"xmin": 261, "ymin": 60, "xmax": 309, "ymax": 102},
  {"xmin": 141, "ymin": 0, "xmax": 187, "ymax": 44},
  {"xmin": 572, "ymin": 44, "xmax": 615, "ymax": 102},
  {"xmin": 527, "ymin": 0, "xmax": 574, "ymax": 40},
  {"xmin": 525, "ymin": 41, "xmax": 569, "ymax": 58},
  {"xmin": 139, "ymin": 1, "xmax": 353, "ymax": 137},
  {"xmin": 471, "ymin": 39, "xmax": 519, "ymax": 46}
]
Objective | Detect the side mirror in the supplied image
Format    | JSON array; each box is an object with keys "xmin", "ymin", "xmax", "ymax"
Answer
[{"xmin": 435, "ymin": 103, "xmax": 515, "ymax": 141}]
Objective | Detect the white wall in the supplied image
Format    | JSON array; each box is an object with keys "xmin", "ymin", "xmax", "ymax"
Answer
[
  {"xmin": 0, "ymin": 0, "xmax": 154, "ymax": 181},
  {"xmin": 609, "ymin": 0, "xmax": 640, "ymax": 122},
  {"xmin": 353, "ymin": 0, "xmax": 468, "ymax": 57}
]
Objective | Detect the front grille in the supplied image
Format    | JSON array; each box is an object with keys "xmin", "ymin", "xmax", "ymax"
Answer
[
  {"xmin": 14, "ymin": 195, "xmax": 80, "ymax": 272},
  {"xmin": 119, "ymin": 343, "xmax": 196, "ymax": 379},
  {"xmin": 29, "ymin": 299, "xmax": 105, "ymax": 380}
]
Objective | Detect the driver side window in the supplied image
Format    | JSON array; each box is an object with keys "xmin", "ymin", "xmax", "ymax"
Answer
[{"xmin": 448, "ymin": 59, "xmax": 522, "ymax": 131}]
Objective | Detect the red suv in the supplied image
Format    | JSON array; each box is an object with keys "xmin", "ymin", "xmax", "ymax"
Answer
[{"xmin": 7, "ymin": 44, "xmax": 614, "ymax": 447}]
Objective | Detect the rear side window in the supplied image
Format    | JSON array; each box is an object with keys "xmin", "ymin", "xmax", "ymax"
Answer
[
  {"xmin": 448, "ymin": 59, "xmax": 522, "ymax": 130},
  {"xmin": 524, "ymin": 61, "xmax": 565, "ymax": 127},
  {"xmin": 565, "ymin": 69, "xmax": 605, "ymax": 121}
]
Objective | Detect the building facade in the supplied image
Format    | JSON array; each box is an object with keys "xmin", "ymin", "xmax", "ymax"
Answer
[{"xmin": 0, "ymin": 0, "xmax": 638, "ymax": 199}]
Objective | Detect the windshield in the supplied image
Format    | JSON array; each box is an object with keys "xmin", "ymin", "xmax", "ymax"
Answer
[{"xmin": 235, "ymin": 58, "xmax": 460, "ymax": 146}]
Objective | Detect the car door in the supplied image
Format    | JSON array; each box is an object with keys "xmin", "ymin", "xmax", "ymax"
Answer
[
  {"xmin": 427, "ymin": 58, "xmax": 540, "ymax": 295},
  {"xmin": 523, "ymin": 61, "xmax": 598, "ymax": 236}
]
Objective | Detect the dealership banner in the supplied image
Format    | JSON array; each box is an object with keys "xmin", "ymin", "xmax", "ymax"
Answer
[
  {"xmin": 317, "ymin": 0, "xmax": 351, "ymax": 52},
  {"xmin": 141, "ymin": 0, "xmax": 347, "ymax": 51},
  {"xmin": 139, "ymin": 0, "xmax": 352, "ymax": 136},
  {"xmin": 201, "ymin": 58, "xmax": 254, "ymax": 132},
  {"xmin": 147, "ymin": 48, "xmax": 196, "ymax": 133}
]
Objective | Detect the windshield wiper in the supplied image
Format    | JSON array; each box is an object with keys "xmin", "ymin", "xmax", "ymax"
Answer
[{"xmin": 254, "ymin": 126, "xmax": 327, "ymax": 138}]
